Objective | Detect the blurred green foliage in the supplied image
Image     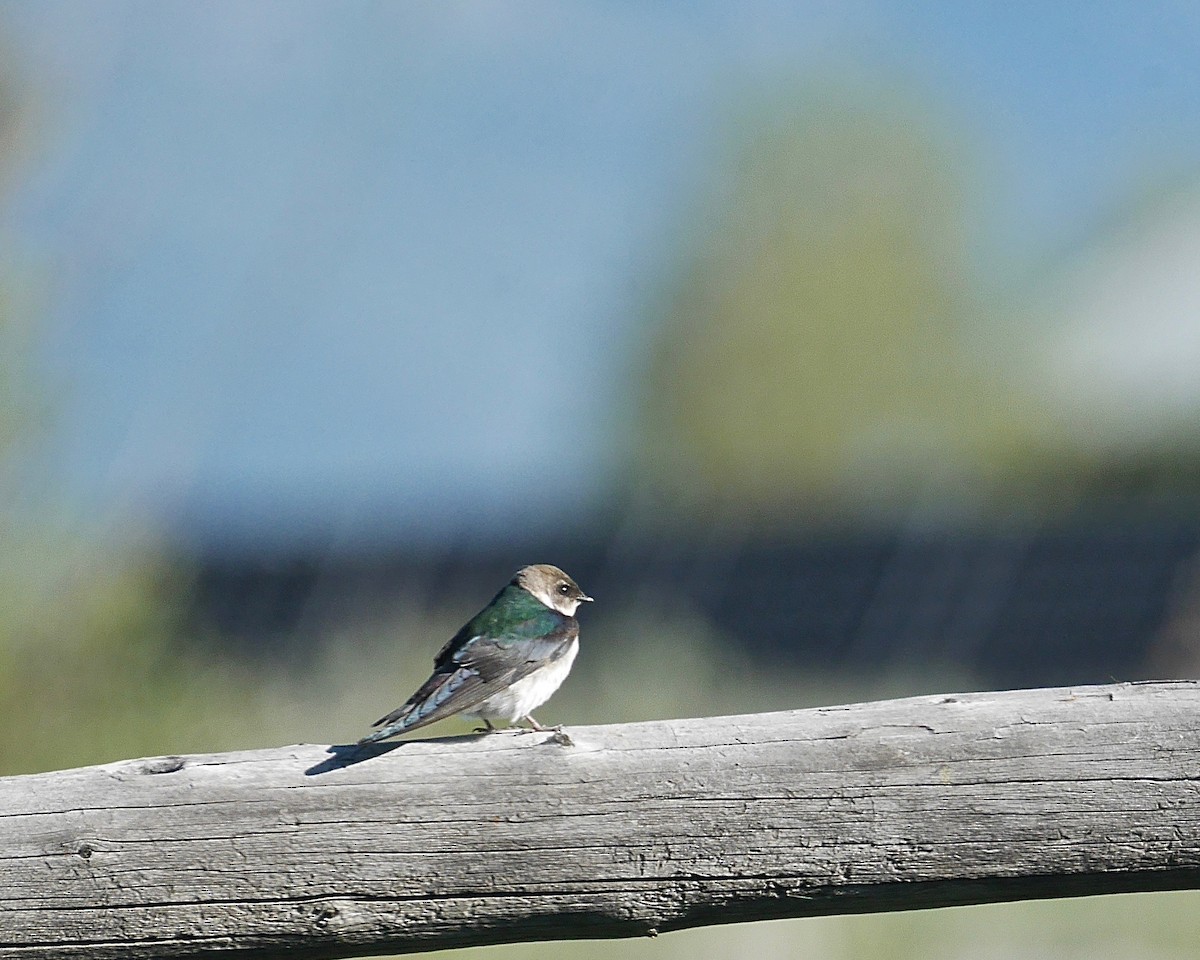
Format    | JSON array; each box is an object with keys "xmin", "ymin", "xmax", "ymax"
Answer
[{"xmin": 0, "ymin": 533, "xmax": 259, "ymax": 773}]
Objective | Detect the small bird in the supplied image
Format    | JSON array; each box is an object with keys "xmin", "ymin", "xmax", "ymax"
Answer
[{"xmin": 358, "ymin": 564, "xmax": 592, "ymax": 743}]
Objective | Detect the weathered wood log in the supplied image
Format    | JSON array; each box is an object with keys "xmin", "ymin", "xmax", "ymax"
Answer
[{"xmin": 3, "ymin": 680, "xmax": 1200, "ymax": 959}]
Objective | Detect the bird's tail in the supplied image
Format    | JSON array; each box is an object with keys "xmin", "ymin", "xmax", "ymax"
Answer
[
  {"xmin": 356, "ymin": 702, "xmax": 421, "ymax": 744},
  {"xmin": 357, "ymin": 720, "xmax": 409, "ymax": 745},
  {"xmin": 358, "ymin": 665, "xmax": 480, "ymax": 743}
]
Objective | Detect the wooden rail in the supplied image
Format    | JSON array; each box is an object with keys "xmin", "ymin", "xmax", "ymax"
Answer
[{"xmin": 4, "ymin": 681, "xmax": 1200, "ymax": 959}]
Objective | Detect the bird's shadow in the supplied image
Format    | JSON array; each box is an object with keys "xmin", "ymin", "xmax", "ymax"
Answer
[{"xmin": 303, "ymin": 732, "xmax": 492, "ymax": 776}]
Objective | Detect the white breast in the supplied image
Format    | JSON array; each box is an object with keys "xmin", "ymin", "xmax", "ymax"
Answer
[{"xmin": 472, "ymin": 638, "xmax": 579, "ymax": 724}]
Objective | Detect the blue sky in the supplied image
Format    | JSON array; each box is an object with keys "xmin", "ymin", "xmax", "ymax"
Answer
[{"xmin": 2, "ymin": 2, "xmax": 1199, "ymax": 549}]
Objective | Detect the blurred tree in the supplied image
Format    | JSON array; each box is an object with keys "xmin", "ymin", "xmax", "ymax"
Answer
[{"xmin": 636, "ymin": 82, "xmax": 1057, "ymax": 527}]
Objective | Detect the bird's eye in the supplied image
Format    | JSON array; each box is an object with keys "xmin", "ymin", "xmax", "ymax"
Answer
[{"xmin": 557, "ymin": 582, "xmax": 571, "ymax": 595}]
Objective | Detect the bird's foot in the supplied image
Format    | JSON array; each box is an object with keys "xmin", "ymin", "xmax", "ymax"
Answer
[
  {"xmin": 522, "ymin": 715, "xmax": 563, "ymax": 733},
  {"xmin": 472, "ymin": 719, "xmax": 499, "ymax": 734}
]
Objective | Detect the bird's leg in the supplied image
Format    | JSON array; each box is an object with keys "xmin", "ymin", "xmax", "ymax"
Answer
[
  {"xmin": 522, "ymin": 715, "xmax": 563, "ymax": 733},
  {"xmin": 472, "ymin": 718, "xmax": 498, "ymax": 734}
]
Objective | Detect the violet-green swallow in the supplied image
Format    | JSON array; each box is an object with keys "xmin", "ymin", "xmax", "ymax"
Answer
[{"xmin": 358, "ymin": 563, "xmax": 592, "ymax": 742}]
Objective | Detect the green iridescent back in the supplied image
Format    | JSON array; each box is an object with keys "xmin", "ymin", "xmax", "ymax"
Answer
[{"xmin": 434, "ymin": 582, "xmax": 569, "ymax": 665}]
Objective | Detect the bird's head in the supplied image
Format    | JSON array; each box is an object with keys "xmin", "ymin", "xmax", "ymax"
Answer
[{"xmin": 516, "ymin": 563, "xmax": 593, "ymax": 616}]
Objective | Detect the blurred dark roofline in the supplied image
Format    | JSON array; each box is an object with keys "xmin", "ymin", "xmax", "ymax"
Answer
[{"xmin": 183, "ymin": 505, "xmax": 1200, "ymax": 691}]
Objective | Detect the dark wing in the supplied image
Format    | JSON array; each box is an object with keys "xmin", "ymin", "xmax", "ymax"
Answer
[{"xmin": 358, "ymin": 619, "xmax": 577, "ymax": 742}]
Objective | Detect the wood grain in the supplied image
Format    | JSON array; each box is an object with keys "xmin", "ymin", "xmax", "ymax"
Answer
[{"xmin": 4, "ymin": 681, "xmax": 1200, "ymax": 959}]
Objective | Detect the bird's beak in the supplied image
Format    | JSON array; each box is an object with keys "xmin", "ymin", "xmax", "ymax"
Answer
[{"xmin": 580, "ymin": 594, "xmax": 594, "ymax": 603}]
